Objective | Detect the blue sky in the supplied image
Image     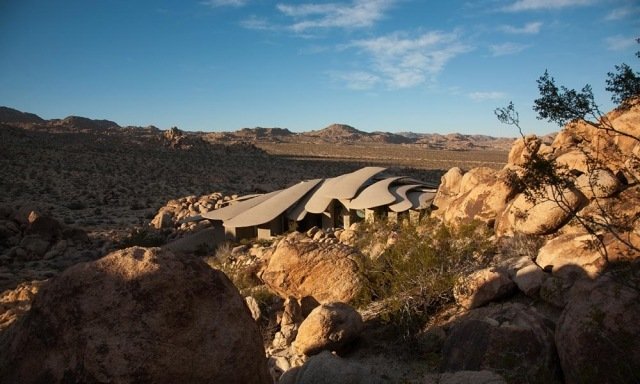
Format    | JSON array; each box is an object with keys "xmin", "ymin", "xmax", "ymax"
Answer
[{"xmin": 1, "ymin": 0, "xmax": 638, "ymax": 136}]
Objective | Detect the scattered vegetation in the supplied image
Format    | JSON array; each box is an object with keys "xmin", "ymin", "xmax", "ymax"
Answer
[{"xmin": 355, "ymin": 218, "xmax": 495, "ymax": 338}]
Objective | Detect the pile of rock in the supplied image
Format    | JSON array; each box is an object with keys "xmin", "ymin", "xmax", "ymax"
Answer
[
  {"xmin": 431, "ymin": 101, "xmax": 640, "ymax": 383},
  {"xmin": 0, "ymin": 205, "xmax": 99, "ymax": 291},
  {"xmin": 150, "ymin": 192, "xmax": 234, "ymax": 231}
]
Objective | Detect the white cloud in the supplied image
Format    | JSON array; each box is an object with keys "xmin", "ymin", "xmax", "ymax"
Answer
[
  {"xmin": 468, "ymin": 91, "xmax": 507, "ymax": 101},
  {"xmin": 500, "ymin": 21, "xmax": 543, "ymax": 34},
  {"xmin": 346, "ymin": 31, "xmax": 471, "ymax": 89},
  {"xmin": 240, "ymin": 15, "xmax": 276, "ymax": 30},
  {"xmin": 605, "ymin": 6, "xmax": 640, "ymax": 21},
  {"xmin": 329, "ymin": 71, "xmax": 381, "ymax": 90},
  {"xmin": 276, "ymin": 0, "xmax": 396, "ymax": 32},
  {"xmin": 502, "ymin": 0, "xmax": 595, "ymax": 12},
  {"xmin": 489, "ymin": 42, "xmax": 529, "ymax": 56},
  {"xmin": 201, "ymin": 0, "xmax": 247, "ymax": 7},
  {"xmin": 605, "ymin": 35, "xmax": 637, "ymax": 51}
]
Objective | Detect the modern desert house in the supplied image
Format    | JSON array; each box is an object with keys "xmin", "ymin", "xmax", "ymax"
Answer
[{"xmin": 192, "ymin": 167, "xmax": 438, "ymax": 241}]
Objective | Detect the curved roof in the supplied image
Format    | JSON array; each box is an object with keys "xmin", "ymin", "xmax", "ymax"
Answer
[
  {"xmin": 196, "ymin": 166, "xmax": 439, "ymax": 230},
  {"xmin": 388, "ymin": 184, "xmax": 422, "ymax": 212},
  {"xmin": 325, "ymin": 166, "xmax": 386, "ymax": 199},
  {"xmin": 407, "ymin": 190, "xmax": 437, "ymax": 210},
  {"xmin": 201, "ymin": 190, "xmax": 280, "ymax": 221},
  {"xmin": 304, "ymin": 177, "xmax": 339, "ymax": 214},
  {"xmin": 286, "ymin": 179, "xmax": 325, "ymax": 221},
  {"xmin": 225, "ymin": 179, "xmax": 323, "ymax": 228},
  {"xmin": 348, "ymin": 176, "xmax": 403, "ymax": 209}
]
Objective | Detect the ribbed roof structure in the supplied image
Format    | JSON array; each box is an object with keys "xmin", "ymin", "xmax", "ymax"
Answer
[{"xmin": 199, "ymin": 167, "xmax": 438, "ymax": 229}]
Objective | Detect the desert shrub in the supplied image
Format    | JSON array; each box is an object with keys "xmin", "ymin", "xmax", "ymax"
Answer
[
  {"xmin": 119, "ymin": 228, "xmax": 167, "ymax": 248},
  {"xmin": 356, "ymin": 218, "xmax": 495, "ymax": 337},
  {"xmin": 204, "ymin": 243, "xmax": 263, "ymax": 292},
  {"xmin": 498, "ymin": 233, "xmax": 546, "ymax": 261}
]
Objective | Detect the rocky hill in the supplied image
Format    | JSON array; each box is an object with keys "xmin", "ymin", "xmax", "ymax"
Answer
[
  {"xmin": 205, "ymin": 121, "xmax": 515, "ymax": 149},
  {"xmin": 2, "ymin": 106, "xmax": 516, "ymax": 149},
  {"xmin": 0, "ymin": 106, "xmax": 45, "ymax": 125}
]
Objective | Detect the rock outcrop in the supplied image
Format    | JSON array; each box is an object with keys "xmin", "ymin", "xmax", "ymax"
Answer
[
  {"xmin": 433, "ymin": 168, "xmax": 518, "ymax": 227},
  {"xmin": 453, "ymin": 267, "xmax": 516, "ymax": 309},
  {"xmin": 0, "ymin": 247, "xmax": 270, "ymax": 384},
  {"xmin": 278, "ymin": 351, "xmax": 384, "ymax": 384}
]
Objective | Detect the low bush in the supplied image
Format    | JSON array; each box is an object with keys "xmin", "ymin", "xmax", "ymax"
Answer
[{"xmin": 356, "ymin": 218, "xmax": 495, "ymax": 337}]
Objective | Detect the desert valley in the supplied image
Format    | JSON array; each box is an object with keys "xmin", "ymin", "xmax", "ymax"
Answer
[{"xmin": 0, "ymin": 99, "xmax": 639, "ymax": 383}]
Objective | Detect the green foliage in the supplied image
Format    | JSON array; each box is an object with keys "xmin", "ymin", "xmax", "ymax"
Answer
[
  {"xmin": 606, "ymin": 38, "xmax": 640, "ymax": 107},
  {"xmin": 606, "ymin": 63, "xmax": 640, "ymax": 106},
  {"xmin": 356, "ymin": 218, "xmax": 495, "ymax": 337},
  {"xmin": 534, "ymin": 71, "xmax": 599, "ymax": 126}
]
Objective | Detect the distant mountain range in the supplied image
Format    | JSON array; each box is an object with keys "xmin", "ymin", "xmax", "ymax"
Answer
[
  {"xmin": 204, "ymin": 123, "xmax": 519, "ymax": 150},
  {"xmin": 1, "ymin": 106, "xmax": 522, "ymax": 151}
]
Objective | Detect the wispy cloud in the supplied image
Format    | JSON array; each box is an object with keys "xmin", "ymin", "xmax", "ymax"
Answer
[
  {"xmin": 201, "ymin": 0, "xmax": 247, "ymax": 7},
  {"xmin": 605, "ymin": 35, "xmax": 637, "ymax": 51},
  {"xmin": 240, "ymin": 15, "xmax": 276, "ymax": 30},
  {"xmin": 329, "ymin": 71, "xmax": 381, "ymax": 90},
  {"xmin": 604, "ymin": 6, "xmax": 640, "ymax": 21},
  {"xmin": 276, "ymin": 0, "xmax": 396, "ymax": 32},
  {"xmin": 502, "ymin": 0, "xmax": 595, "ymax": 12},
  {"xmin": 489, "ymin": 42, "xmax": 529, "ymax": 56},
  {"xmin": 468, "ymin": 91, "xmax": 507, "ymax": 101},
  {"xmin": 499, "ymin": 21, "xmax": 543, "ymax": 34},
  {"xmin": 344, "ymin": 30, "xmax": 471, "ymax": 89}
]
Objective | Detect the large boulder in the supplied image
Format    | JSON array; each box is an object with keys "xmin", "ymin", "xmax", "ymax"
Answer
[
  {"xmin": 608, "ymin": 98, "xmax": 640, "ymax": 154},
  {"xmin": 432, "ymin": 167, "xmax": 464, "ymax": 215},
  {"xmin": 575, "ymin": 169, "xmax": 622, "ymax": 199},
  {"xmin": 441, "ymin": 303, "xmax": 561, "ymax": 384},
  {"xmin": 536, "ymin": 232, "xmax": 640, "ymax": 280},
  {"xmin": 554, "ymin": 150, "xmax": 590, "ymax": 174},
  {"xmin": 424, "ymin": 371, "xmax": 507, "ymax": 384},
  {"xmin": 278, "ymin": 351, "xmax": 384, "ymax": 384},
  {"xmin": 260, "ymin": 233, "xmax": 366, "ymax": 304},
  {"xmin": 439, "ymin": 169, "xmax": 518, "ymax": 227},
  {"xmin": 0, "ymin": 247, "xmax": 270, "ymax": 384},
  {"xmin": 150, "ymin": 208, "xmax": 173, "ymax": 229},
  {"xmin": 495, "ymin": 185, "xmax": 585, "ymax": 236},
  {"xmin": 453, "ymin": 267, "xmax": 516, "ymax": 309},
  {"xmin": 294, "ymin": 302, "xmax": 363, "ymax": 356},
  {"xmin": 555, "ymin": 270, "xmax": 640, "ymax": 384},
  {"xmin": 507, "ymin": 135, "xmax": 541, "ymax": 166},
  {"xmin": 536, "ymin": 233, "xmax": 605, "ymax": 279}
]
